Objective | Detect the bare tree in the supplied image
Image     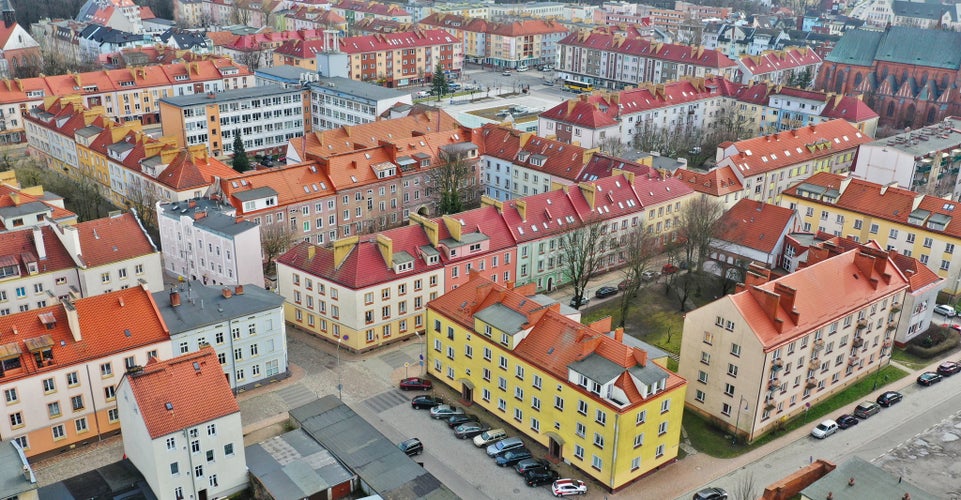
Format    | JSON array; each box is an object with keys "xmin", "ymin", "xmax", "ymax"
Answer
[
  {"xmin": 230, "ymin": 0, "xmax": 253, "ymax": 25},
  {"xmin": 561, "ymin": 220, "xmax": 606, "ymax": 309},
  {"xmin": 615, "ymin": 227, "xmax": 657, "ymax": 327},
  {"xmin": 235, "ymin": 49, "xmax": 265, "ymax": 71},
  {"xmin": 125, "ymin": 178, "xmax": 161, "ymax": 232},
  {"xmin": 430, "ymin": 155, "xmax": 481, "ymax": 215},
  {"xmin": 260, "ymin": 222, "xmax": 296, "ymax": 276},
  {"xmin": 597, "ymin": 136, "xmax": 626, "ymax": 158},
  {"xmin": 678, "ymin": 196, "xmax": 726, "ymax": 275},
  {"xmin": 731, "ymin": 471, "xmax": 758, "ymax": 500}
]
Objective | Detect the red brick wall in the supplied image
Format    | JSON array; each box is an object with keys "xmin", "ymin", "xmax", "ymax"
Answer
[{"xmin": 761, "ymin": 459, "xmax": 837, "ymax": 500}]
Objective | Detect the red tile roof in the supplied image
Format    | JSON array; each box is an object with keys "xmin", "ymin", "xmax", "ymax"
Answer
[
  {"xmin": 430, "ymin": 273, "xmax": 686, "ymax": 409},
  {"xmin": 419, "ymin": 13, "xmax": 568, "ymax": 36},
  {"xmin": 738, "ymin": 47, "xmax": 822, "ymax": 76},
  {"xmin": 577, "ymin": 153, "xmax": 651, "ymax": 183},
  {"xmin": 302, "ymin": 110, "xmax": 462, "ymax": 157},
  {"xmin": 715, "ymin": 199, "xmax": 797, "ymax": 254},
  {"xmin": 730, "ymin": 247, "xmax": 908, "ymax": 349},
  {"xmin": 220, "ymin": 162, "xmax": 335, "ymax": 216},
  {"xmin": 159, "ymin": 148, "xmax": 238, "ymax": 191},
  {"xmin": 76, "ymin": 212, "xmax": 156, "ymax": 267},
  {"xmin": 124, "ymin": 347, "xmax": 239, "ymax": 439},
  {"xmin": 672, "ymin": 165, "xmax": 744, "ymax": 196},
  {"xmin": 732, "ymin": 82, "xmax": 878, "ymax": 122},
  {"xmin": 0, "ymin": 185, "xmax": 77, "ymax": 227},
  {"xmin": 498, "ymin": 189, "xmax": 583, "ymax": 243},
  {"xmin": 332, "ymin": 0, "xmax": 410, "ymax": 17},
  {"xmin": 0, "ymin": 285, "xmax": 169, "ymax": 384},
  {"xmin": 0, "ymin": 225, "xmax": 76, "ymax": 274},
  {"xmin": 338, "ymin": 29, "xmax": 457, "ymax": 54},
  {"xmin": 804, "ymin": 235, "xmax": 943, "ymax": 293},
  {"xmin": 436, "ymin": 205, "xmax": 516, "ymax": 254},
  {"xmin": 560, "ymin": 28, "xmax": 735, "ymax": 68},
  {"xmin": 720, "ymin": 119, "xmax": 870, "ymax": 177},
  {"xmin": 632, "ymin": 169, "xmax": 695, "ymax": 207}
]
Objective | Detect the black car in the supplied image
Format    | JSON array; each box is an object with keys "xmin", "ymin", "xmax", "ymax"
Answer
[
  {"xmin": 836, "ymin": 414, "xmax": 859, "ymax": 429},
  {"xmin": 495, "ymin": 448, "xmax": 533, "ymax": 467},
  {"xmin": 513, "ymin": 458, "xmax": 551, "ymax": 475},
  {"xmin": 397, "ymin": 438, "xmax": 423, "ymax": 456},
  {"xmin": 524, "ymin": 468, "xmax": 559, "ymax": 487},
  {"xmin": 937, "ymin": 361, "xmax": 961, "ymax": 376},
  {"xmin": 595, "ymin": 286, "xmax": 618, "ymax": 298},
  {"xmin": 877, "ymin": 391, "xmax": 903, "ymax": 407},
  {"xmin": 453, "ymin": 422, "xmax": 490, "ymax": 439},
  {"xmin": 446, "ymin": 414, "xmax": 478, "ymax": 428},
  {"xmin": 918, "ymin": 372, "xmax": 943, "ymax": 386},
  {"xmin": 693, "ymin": 487, "xmax": 728, "ymax": 500},
  {"xmin": 410, "ymin": 395, "xmax": 444, "ymax": 410}
]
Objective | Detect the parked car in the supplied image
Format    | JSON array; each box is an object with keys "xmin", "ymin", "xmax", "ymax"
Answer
[
  {"xmin": 410, "ymin": 395, "xmax": 444, "ymax": 410},
  {"xmin": 429, "ymin": 405, "xmax": 464, "ymax": 419},
  {"xmin": 543, "ymin": 79, "xmax": 555, "ymax": 86},
  {"xmin": 853, "ymin": 401, "xmax": 881, "ymax": 419},
  {"xmin": 877, "ymin": 391, "xmax": 903, "ymax": 407},
  {"xmin": 662, "ymin": 263, "xmax": 679, "ymax": 275},
  {"xmin": 918, "ymin": 371, "xmax": 944, "ymax": 386},
  {"xmin": 569, "ymin": 296, "xmax": 591, "ymax": 308},
  {"xmin": 415, "ymin": 90, "xmax": 430, "ymax": 98},
  {"xmin": 517, "ymin": 66, "xmax": 529, "ymax": 72},
  {"xmin": 552, "ymin": 479, "xmax": 588, "ymax": 496},
  {"xmin": 934, "ymin": 304, "xmax": 957, "ymax": 317},
  {"xmin": 945, "ymin": 323, "xmax": 961, "ymax": 332},
  {"xmin": 454, "ymin": 422, "xmax": 490, "ymax": 439},
  {"xmin": 446, "ymin": 413, "xmax": 478, "ymax": 428},
  {"xmin": 486, "ymin": 436, "xmax": 524, "ymax": 457},
  {"xmin": 502, "ymin": 70, "xmax": 512, "ymax": 76},
  {"xmin": 693, "ymin": 487, "xmax": 729, "ymax": 500},
  {"xmin": 397, "ymin": 438, "xmax": 423, "ymax": 456},
  {"xmin": 595, "ymin": 286, "xmax": 618, "ymax": 298},
  {"xmin": 473, "ymin": 428, "xmax": 507, "ymax": 448},
  {"xmin": 495, "ymin": 448, "xmax": 532, "ymax": 467},
  {"xmin": 525, "ymin": 468, "xmax": 559, "ymax": 486},
  {"xmin": 514, "ymin": 458, "xmax": 551, "ymax": 475},
  {"xmin": 617, "ymin": 279, "xmax": 635, "ymax": 291},
  {"xmin": 642, "ymin": 270, "xmax": 658, "ymax": 281},
  {"xmin": 836, "ymin": 414, "xmax": 859, "ymax": 429},
  {"xmin": 399, "ymin": 377, "xmax": 432, "ymax": 391},
  {"xmin": 811, "ymin": 419, "xmax": 839, "ymax": 439},
  {"xmin": 937, "ymin": 360, "xmax": 961, "ymax": 376}
]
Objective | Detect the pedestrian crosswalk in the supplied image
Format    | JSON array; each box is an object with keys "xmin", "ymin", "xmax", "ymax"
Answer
[
  {"xmin": 364, "ymin": 390, "xmax": 411, "ymax": 414},
  {"xmin": 277, "ymin": 383, "xmax": 317, "ymax": 409}
]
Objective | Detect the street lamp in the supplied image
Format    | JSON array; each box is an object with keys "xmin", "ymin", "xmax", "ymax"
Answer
[
  {"xmin": 732, "ymin": 396, "xmax": 749, "ymax": 445},
  {"xmin": 336, "ymin": 335, "xmax": 349, "ymax": 400}
]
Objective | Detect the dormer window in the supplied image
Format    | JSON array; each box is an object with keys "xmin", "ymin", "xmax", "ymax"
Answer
[
  {"xmin": 469, "ymin": 243, "xmax": 481, "ymax": 252},
  {"xmin": 394, "ymin": 261, "xmax": 413, "ymax": 273},
  {"xmin": 427, "ymin": 255, "xmax": 439, "ymax": 265}
]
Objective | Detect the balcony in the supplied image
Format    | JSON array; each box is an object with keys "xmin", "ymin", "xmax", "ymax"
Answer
[
  {"xmin": 890, "ymin": 303, "xmax": 902, "ymax": 313},
  {"xmin": 813, "ymin": 339, "xmax": 825, "ymax": 351},
  {"xmin": 809, "ymin": 359, "xmax": 820, "ymax": 370},
  {"xmin": 848, "ymin": 356, "xmax": 859, "ymax": 366},
  {"xmin": 856, "ymin": 319, "xmax": 868, "ymax": 329},
  {"xmin": 886, "ymin": 322, "xmax": 897, "ymax": 331},
  {"xmin": 771, "ymin": 359, "xmax": 784, "ymax": 371},
  {"xmin": 768, "ymin": 379, "xmax": 780, "ymax": 391},
  {"xmin": 852, "ymin": 337, "xmax": 864, "ymax": 349}
]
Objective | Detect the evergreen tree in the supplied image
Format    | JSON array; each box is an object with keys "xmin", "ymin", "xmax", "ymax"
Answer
[
  {"xmin": 232, "ymin": 132, "xmax": 251, "ymax": 172},
  {"xmin": 431, "ymin": 62, "xmax": 448, "ymax": 99}
]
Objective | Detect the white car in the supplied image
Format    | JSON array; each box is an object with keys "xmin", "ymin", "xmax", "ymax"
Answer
[
  {"xmin": 472, "ymin": 428, "xmax": 507, "ymax": 447},
  {"xmin": 415, "ymin": 90, "xmax": 430, "ymax": 98},
  {"xmin": 811, "ymin": 419, "xmax": 838, "ymax": 439},
  {"xmin": 552, "ymin": 479, "xmax": 587, "ymax": 496},
  {"xmin": 934, "ymin": 304, "xmax": 957, "ymax": 317}
]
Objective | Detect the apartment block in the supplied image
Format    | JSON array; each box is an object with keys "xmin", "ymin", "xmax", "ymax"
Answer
[
  {"xmin": 117, "ymin": 347, "xmax": 247, "ymax": 500},
  {"xmin": 428, "ymin": 274, "xmax": 687, "ymax": 492},
  {"xmin": 159, "ymin": 85, "xmax": 307, "ymax": 157},
  {"xmin": 330, "ymin": 0, "xmax": 412, "ymax": 23},
  {"xmin": 157, "ymin": 198, "xmax": 264, "ymax": 287},
  {"xmin": 780, "ymin": 172, "xmax": 961, "ymax": 297},
  {"xmin": 679, "ymin": 247, "xmax": 907, "ymax": 442},
  {"xmin": 556, "ymin": 27, "xmax": 738, "ymax": 88},
  {"xmin": 735, "ymin": 47, "xmax": 822, "ymax": 85},
  {"xmin": 418, "ymin": 14, "xmax": 569, "ymax": 69},
  {"xmin": 850, "ymin": 118, "xmax": 961, "ymax": 199},
  {"xmin": 153, "ymin": 282, "xmax": 287, "ymax": 391},
  {"xmin": 733, "ymin": 82, "xmax": 879, "ymax": 138},
  {"xmin": 706, "ymin": 199, "xmax": 798, "ymax": 278},
  {"xmin": 0, "ymin": 285, "xmax": 172, "ymax": 458}
]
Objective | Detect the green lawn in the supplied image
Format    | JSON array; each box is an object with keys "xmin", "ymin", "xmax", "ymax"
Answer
[
  {"xmin": 683, "ymin": 365, "xmax": 909, "ymax": 458},
  {"xmin": 890, "ymin": 348, "xmax": 930, "ymax": 370},
  {"xmin": 581, "ymin": 283, "xmax": 685, "ymax": 355}
]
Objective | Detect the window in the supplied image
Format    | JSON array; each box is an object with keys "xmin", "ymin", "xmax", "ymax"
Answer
[
  {"xmin": 206, "ymin": 450, "xmax": 214, "ymax": 462},
  {"xmin": 531, "ymin": 396, "xmax": 541, "ymax": 411},
  {"xmin": 170, "ymin": 462, "xmax": 180, "ymax": 475},
  {"xmin": 224, "ymin": 443, "xmax": 234, "ymax": 456},
  {"xmin": 593, "ymin": 432, "xmax": 605, "ymax": 448},
  {"xmin": 727, "ymin": 364, "xmax": 738, "ymax": 377},
  {"xmin": 591, "ymin": 455, "xmax": 603, "ymax": 471},
  {"xmin": 532, "ymin": 375, "xmax": 542, "ymax": 389},
  {"xmin": 166, "ymin": 437, "xmax": 176, "ymax": 450},
  {"xmin": 661, "ymin": 399, "xmax": 670, "ymax": 413},
  {"xmin": 634, "ymin": 433, "xmax": 644, "ymax": 448},
  {"xmin": 52, "ymin": 424, "xmax": 65, "ymax": 439},
  {"xmin": 577, "ymin": 400, "xmax": 588, "ymax": 415},
  {"xmin": 724, "ymin": 383, "xmax": 735, "ymax": 396},
  {"xmin": 730, "ymin": 343, "xmax": 741, "ymax": 357},
  {"xmin": 4, "ymin": 388, "xmax": 17, "ymax": 403},
  {"xmin": 9, "ymin": 411, "xmax": 22, "ymax": 427},
  {"xmin": 207, "ymin": 423, "xmax": 217, "ymax": 436},
  {"xmin": 42, "ymin": 378, "xmax": 55, "ymax": 393},
  {"xmin": 71, "ymin": 395, "xmax": 84, "ymax": 411},
  {"xmin": 636, "ymin": 410, "xmax": 647, "ymax": 425},
  {"xmin": 75, "ymin": 417, "xmax": 88, "ymax": 433},
  {"xmin": 554, "ymin": 396, "xmax": 564, "ymax": 410},
  {"xmin": 194, "ymin": 465, "xmax": 203, "ymax": 477},
  {"xmin": 721, "ymin": 402, "xmax": 732, "ymax": 416},
  {"xmin": 66, "ymin": 372, "xmax": 79, "ymax": 386},
  {"xmin": 695, "ymin": 389, "xmax": 706, "ymax": 402},
  {"xmin": 658, "ymin": 421, "xmax": 669, "ymax": 435},
  {"xmin": 595, "ymin": 409, "xmax": 607, "ymax": 426}
]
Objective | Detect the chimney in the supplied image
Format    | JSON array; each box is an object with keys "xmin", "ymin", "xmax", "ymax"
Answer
[
  {"xmin": 234, "ymin": 285, "xmax": 244, "ymax": 295},
  {"xmin": 222, "ymin": 287, "xmax": 232, "ymax": 299},
  {"xmin": 170, "ymin": 290, "xmax": 181, "ymax": 307},
  {"xmin": 505, "ymin": 280, "xmax": 515, "ymax": 290},
  {"xmin": 32, "ymin": 227, "xmax": 46, "ymax": 260},
  {"xmin": 614, "ymin": 327, "xmax": 624, "ymax": 342},
  {"xmin": 64, "ymin": 301, "xmax": 81, "ymax": 342},
  {"xmin": 194, "ymin": 210, "xmax": 207, "ymax": 220}
]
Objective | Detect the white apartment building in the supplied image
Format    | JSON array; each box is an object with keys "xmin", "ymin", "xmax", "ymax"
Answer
[
  {"xmin": 152, "ymin": 281, "xmax": 288, "ymax": 391},
  {"xmin": 157, "ymin": 198, "xmax": 264, "ymax": 287},
  {"xmin": 159, "ymin": 85, "xmax": 306, "ymax": 157},
  {"xmin": 117, "ymin": 347, "xmax": 247, "ymax": 500},
  {"xmin": 308, "ymin": 77, "xmax": 412, "ymax": 130}
]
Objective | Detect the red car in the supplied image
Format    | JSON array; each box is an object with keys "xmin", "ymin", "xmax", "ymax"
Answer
[
  {"xmin": 937, "ymin": 361, "xmax": 961, "ymax": 376},
  {"xmin": 662, "ymin": 264, "xmax": 679, "ymax": 275},
  {"xmin": 399, "ymin": 377, "xmax": 433, "ymax": 391}
]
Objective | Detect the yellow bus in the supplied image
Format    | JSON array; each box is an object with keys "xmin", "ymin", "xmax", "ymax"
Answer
[{"xmin": 563, "ymin": 79, "xmax": 593, "ymax": 93}]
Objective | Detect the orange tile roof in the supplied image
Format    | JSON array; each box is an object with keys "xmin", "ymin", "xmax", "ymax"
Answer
[
  {"xmin": 0, "ymin": 225, "xmax": 76, "ymax": 274},
  {"xmin": 739, "ymin": 47, "xmax": 822, "ymax": 75},
  {"xmin": 631, "ymin": 170, "xmax": 695, "ymax": 207},
  {"xmin": 301, "ymin": 109, "xmax": 462, "ymax": 157},
  {"xmin": 419, "ymin": 13, "xmax": 568, "ymax": 36},
  {"xmin": 781, "ymin": 172, "xmax": 961, "ymax": 240},
  {"xmin": 159, "ymin": 149, "xmax": 238, "ymax": 191},
  {"xmin": 715, "ymin": 199, "xmax": 797, "ymax": 254},
  {"xmin": 220, "ymin": 162, "xmax": 335, "ymax": 216},
  {"xmin": 430, "ymin": 273, "xmax": 686, "ymax": 409},
  {"xmin": 721, "ymin": 119, "xmax": 871, "ymax": 177},
  {"xmin": 76, "ymin": 212, "xmax": 156, "ymax": 267},
  {"xmin": 0, "ymin": 285, "xmax": 169, "ymax": 384},
  {"xmin": 803, "ymin": 235, "xmax": 943, "ymax": 293},
  {"xmin": 672, "ymin": 165, "xmax": 744, "ymax": 196},
  {"xmin": 559, "ymin": 28, "xmax": 735, "ymax": 68},
  {"xmin": 730, "ymin": 247, "xmax": 908, "ymax": 349},
  {"xmin": 124, "ymin": 346, "xmax": 239, "ymax": 439}
]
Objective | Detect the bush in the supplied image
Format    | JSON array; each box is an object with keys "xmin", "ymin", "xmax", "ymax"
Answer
[{"xmin": 906, "ymin": 325, "xmax": 960, "ymax": 358}]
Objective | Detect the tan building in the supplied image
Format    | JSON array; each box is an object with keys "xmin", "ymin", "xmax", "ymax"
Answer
[{"xmin": 679, "ymin": 246, "xmax": 908, "ymax": 442}]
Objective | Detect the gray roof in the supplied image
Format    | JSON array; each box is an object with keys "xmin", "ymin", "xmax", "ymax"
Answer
[
  {"xmin": 256, "ymin": 65, "xmax": 316, "ymax": 83},
  {"xmin": 0, "ymin": 441, "xmax": 36, "ymax": 499},
  {"xmin": 232, "ymin": 186, "xmax": 279, "ymax": 202},
  {"xmin": 892, "ymin": 0, "xmax": 946, "ymax": 20},
  {"xmin": 159, "ymin": 84, "xmax": 300, "ymax": 108},
  {"xmin": 865, "ymin": 117, "xmax": 961, "ymax": 156},
  {"xmin": 569, "ymin": 353, "xmax": 624, "ymax": 384},
  {"xmin": 475, "ymin": 303, "xmax": 528, "ymax": 334},
  {"xmin": 76, "ymin": 125, "xmax": 104, "ymax": 138},
  {"xmin": 629, "ymin": 359, "xmax": 669, "ymax": 386},
  {"xmin": 153, "ymin": 281, "xmax": 283, "ymax": 335},
  {"xmin": 290, "ymin": 396, "xmax": 459, "ymax": 500},
  {"xmin": 0, "ymin": 201, "xmax": 49, "ymax": 219},
  {"xmin": 800, "ymin": 457, "xmax": 937, "ymax": 500},
  {"xmin": 827, "ymin": 27, "xmax": 961, "ymax": 70},
  {"xmin": 441, "ymin": 231, "xmax": 488, "ymax": 249},
  {"xmin": 309, "ymin": 76, "xmax": 411, "ymax": 102},
  {"xmin": 193, "ymin": 211, "xmax": 258, "ymax": 237},
  {"xmin": 245, "ymin": 429, "xmax": 355, "ymax": 500}
]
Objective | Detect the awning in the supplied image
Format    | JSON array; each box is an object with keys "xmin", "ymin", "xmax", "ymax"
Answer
[
  {"xmin": 0, "ymin": 342, "xmax": 21, "ymax": 360},
  {"xmin": 457, "ymin": 378, "xmax": 474, "ymax": 390},
  {"xmin": 24, "ymin": 334, "xmax": 53, "ymax": 353},
  {"xmin": 544, "ymin": 431, "xmax": 565, "ymax": 446}
]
